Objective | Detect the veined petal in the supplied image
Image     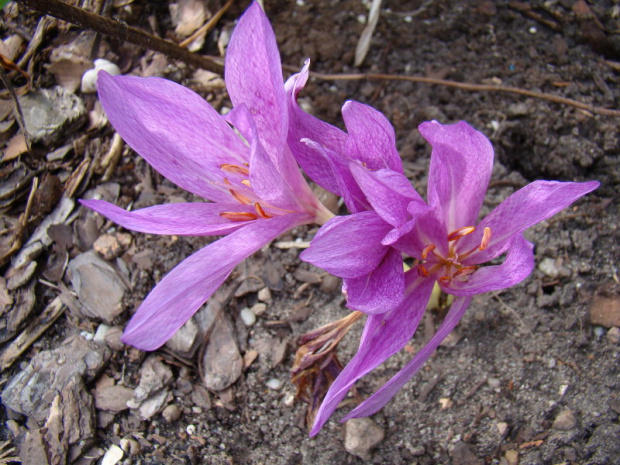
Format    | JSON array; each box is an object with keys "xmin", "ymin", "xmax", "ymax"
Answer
[
  {"xmin": 420, "ymin": 121, "xmax": 494, "ymax": 232},
  {"xmin": 225, "ymin": 2, "xmax": 287, "ymax": 159},
  {"xmin": 97, "ymin": 72, "xmax": 247, "ymax": 202},
  {"xmin": 285, "ymin": 61, "xmax": 349, "ymax": 195},
  {"xmin": 80, "ymin": 199, "xmax": 256, "ymax": 236},
  {"xmin": 446, "ymin": 235, "xmax": 535, "ymax": 296},
  {"xmin": 302, "ymin": 139, "xmax": 369, "ymax": 213},
  {"xmin": 391, "ymin": 205, "xmax": 447, "ymax": 259},
  {"xmin": 122, "ymin": 213, "xmax": 307, "ymax": 351},
  {"xmin": 301, "ymin": 212, "xmax": 392, "ymax": 279},
  {"xmin": 460, "ymin": 180, "xmax": 600, "ymax": 263},
  {"xmin": 343, "ymin": 248, "xmax": 404, "ymax": 314},
  {"xmin": 350, "ymin": 163, "xmax": 424, "ymax": 227},
  {"xmin": 310, "ymin": 274, "xmax": 435, "ymax": 436},
  {"xmin": 343, "ymin": 295, "xmax": 472, "ymax": 420},
  {"xmin": 342, "ymin": 100, "xmax": 404, "ymax": 173}
]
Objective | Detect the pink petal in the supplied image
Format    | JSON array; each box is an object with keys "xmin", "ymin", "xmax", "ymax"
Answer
[
  {"xmin": 446, "ymin": 235, "xmax": 535, "ymax": 296},
  {"xmin": 97, "ymin": 72, "xmax": 247, "ymax": 202},
  {"xmin": 122, "ymin": 213, "xmax": 307, "ymax": 351},
  {"xmin": 343, "ymin": 248, "xmax": 404, "ymax": 314},
  {"xmin": 225, "ymin": 2, "xmax": 287, "ymax": 159},
  {"xmin": 342, "ymin": 100, "xmax": 404, "ymax": 173},
  {"xmin": 420, "ymin": 121, "xmax": 494, "ymax": 232},
  {"xmin": 310, "ymin": 274, "xmax": 435, "ymax": 436},
  {"xmin": 302, "ymin": 139, "xmax": 369, "ymax": 213},
  {"xmin": 285, "ymin": 61, "xmax": 349, "ymax": 196},
  {"xmin": 460, "ymin": 180, "xmax": 600, "ymax": 264},
  {"xmin": 343, "ymin": 295, "xmax": 472, "ymax": 420},
  {"xmin": 350, "ymin": 163, "xmax": 424, "ymax": 227},
  {"xmin": 300, "ymin": 212, "xmax": 392, "ymax": 279},
  {"xmin": 79, "ymin": 199, "xmax": 253, "ymax": 236}
]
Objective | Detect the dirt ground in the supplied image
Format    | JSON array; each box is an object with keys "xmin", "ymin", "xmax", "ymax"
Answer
[{"xmin": 1, "ymin": 0, "xmax": 619, "ymax": 464}]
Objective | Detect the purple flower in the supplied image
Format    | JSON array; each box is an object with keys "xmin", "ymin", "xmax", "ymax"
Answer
[
  {"xmin": 286, "ymin": 68, "xmax": 422, "ymax": 313},
  {"xmin": 80, "ymin": 3, "xmax": 333, "ymax": 351},
  {"xmin": 305, "ymin": 120, "xmax": 599, "ymax": 435}
]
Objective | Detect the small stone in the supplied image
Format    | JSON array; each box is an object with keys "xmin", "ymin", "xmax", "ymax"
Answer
[
  {"xmin": 202, "ymin": 316, "xmax": 243, "ymax": 391},
  {"xmin": 320, "ymin": 274, "xmax": 341, "ymax": 293},
  {"xmin": 120, "ymin": 438, "xmax": 140, "ymax": 456},
  {"xmin": 538, "ymin": 257, "xmax": 560, "ymax": 278},
  {"xmin": 250, "ymin": 302, "xmax": 267, "ymax": 316},
  {"xmin": 497, "ymin": 421, "xmax": 509, "ymax": 436},
  {"xmin": 343, "ymin": 418, "xmax": 385, "ymax": 460},
  {"xmin": 101, "ymin": 445, "xmax": 124, "ymax": 465},
  {"xmin": 607, "ymin": 327, "xmax": 620, "ymax": 344},
  {"xmin": 94, "ymin": 384, "xmax": 133, "ymax": 412},
  {"xmin": 162, "ymin": 404, "xmax": 182, "ymax": 423},
  {"xmin": 504, "ymin": 449, "xmax": 519, "ymax": 465},
  {"xmin": 257, "ymin": 287, "xmax": 272, "ymax": 302},
  {"xmin": 93, "ymin": 234, "xmax": 124, "ymax": 260},
  {"xmin": 293, "ymin": 268, "xmax": 322, "ymax": 284},
  {"xmin": 589, "ymin": 296, "xmax": 620, "ymax": 328},
  {"xmin": 487, "ymin": 377, "xmax": 501, "ymax": 389},
  {"xmin": 166, "ymin": 317, "xmax": 200, "ymax": 358},
  {"xmin": 266, "ymin": 378, "xmax": 283, "ymax": 390},
  {"xmin": 553, "ymin": 409, "xmax": 577, "ymax": 431},
  {"xmin": 240, "ymin": 308, "xmax": 256, "ymax": 326}
]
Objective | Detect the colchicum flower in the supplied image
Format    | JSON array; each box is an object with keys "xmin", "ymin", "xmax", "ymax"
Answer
[
  {"xmin": 286, "ymin": 66, "xmax": 422, "ymax": 313},
  {"xmin": 80, "ymin": 3, "xmax": 332, "ymax": 351},
  {"xmin": 303, "ymin": 120, "xmax": 599, "ymax": 435}
]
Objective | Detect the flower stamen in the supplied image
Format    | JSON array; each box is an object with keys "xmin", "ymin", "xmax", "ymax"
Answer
[
  {"xmin": 229, "ymin": 189, "xmax": 252, "ymax": 205},
  {"xmin": 479, "ymin": 227, "xmax": 492, "ymax": 251},
  {"xmin": 220, "ymin": 163, "xmax": 250, "ymax": 176},
  {"xmin": 254, "ymin": 203, "xmax": 272, "ymax": 219},
  {"xmin": 220, "ymin": 211, "xmax": 259, "ymax": 221},
  {"xmin": 447, "ymin": 226, "xmax": 476, "ymax": 242}
]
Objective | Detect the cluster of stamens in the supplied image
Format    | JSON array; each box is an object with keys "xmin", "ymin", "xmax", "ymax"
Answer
[
  {"xmin": 417, "ymin": 226, "xmax": 492, "ymax": 284},
  {"xmin": 218, "ymin": 163, "xmax": 273, "ymax": 222}
]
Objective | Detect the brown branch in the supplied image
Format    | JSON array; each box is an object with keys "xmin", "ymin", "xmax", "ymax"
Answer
[
  {"xmin": 293, "ymin": 68, "xmax": 620, "ymax": 117},
  {"xmin": 16, "ymin": 0, "xmax": 223, "ymax": 74},
  {"xmin": 15, "ymin": 0, "xmax": 619, "ymax": 118}
]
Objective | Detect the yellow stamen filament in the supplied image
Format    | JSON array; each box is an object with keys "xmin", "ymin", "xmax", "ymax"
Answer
[
  {"xmin": 447, "ymin": 226, "xmax": 476, "ymax": 242},
  {"xmin": 220, "ymin": 164, "xmax": 250, "ymax": 176},
  {"xmin": 254, "ymin": 203, "xmax": 272, "ymax": 219},
  {"xmin": 479, "ymin": 227, "xmax": 492, "ymax": 251},
  {"xmin": 220, "ymin": 212, "xmax": 258, "ymax": 221},
  {"xmin": 229, "ymin": 189, "xmax": 252, "ymax": 205}
]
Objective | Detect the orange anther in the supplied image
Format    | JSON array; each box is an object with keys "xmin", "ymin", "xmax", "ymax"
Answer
[
  {"xmin": 421, "ymin": 244, "xmax": 436, "ymax": 260},
  {"xmin": 439, "ymin": 276, "xmax": 452, "ymax": 284},
  {"xmin": 219, "ymin": 212, "xmax": 258, "ymax": 222},
  {"xmin": 229, "ymin": 189, "xmax": 252, "ymax": 205},
  {"xmin": 453, "ymin": 266, "xmax": 478, "ymax": 278},
  {"xmin": 220, "ymin": 164, "xmax": 250, "ymax": 176},
  {"xmin": 241, "ymin": 179, "xmax": 251, "ymax": 187},
  {"xmin": 417, "ymin": 265, "xmax": 430, "ymax": 277},
  {"xmin": 479, "ymin": 227, "xmax": 492, "ymax": 251},
  {"xmin": 254, "ymin": 203, "xmax": 272, "ymax": 219},
  {"xmin": 447, "ymin": 226, "xmax": 476, "ymax": 242}
]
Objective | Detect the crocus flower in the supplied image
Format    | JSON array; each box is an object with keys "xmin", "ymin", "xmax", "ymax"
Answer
[
  {"xmin": 304, "ymin": 120, "xmax": 599, "ymax": 435},
  {"xmin": 80, "ymin": 3, "xmax": 333, "ymax": 351},
  {"xmin": 286, "ymin": 66, "xmax": 424, "ymax": 313}
]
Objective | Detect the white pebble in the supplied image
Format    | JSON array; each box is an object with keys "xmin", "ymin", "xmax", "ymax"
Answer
[
  {"xmin": 529, "ymin": 26, "xmax": 537, "ymax": 34},
  {"xmin": 251, "ymin": 303, "xmax": 267, "ymax": 316},
  {"xmin": 186, "ymin": 424, "xmax": 197, "ymax": 435},
  {"xmin": 266, "ymin": 378, "xmax": 283, "ymax": 390},
  {"xmin": 240, "ymin": 308, "xmax": 257, "ymax": 326},
  {"xmin": 101, "ymin": 445, "xmax": 124, "ymax": 465},
  {"xmin": 81, "ymin": 59, "xmax": 121, "ymax": 93}
]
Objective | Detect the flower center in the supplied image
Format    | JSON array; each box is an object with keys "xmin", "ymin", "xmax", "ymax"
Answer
[
  {"xmin": 217, "ymin": 163, "xmax": 273, "ymax": 222},
  {"xmin": 417, "ymin": 226, "xmax": 492, "ymax": 284}
]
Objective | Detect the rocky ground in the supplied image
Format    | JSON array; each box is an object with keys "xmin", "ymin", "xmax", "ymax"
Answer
[{"xmin": 1, "ymin": 0, "xmax": 619, "ymax": 464}]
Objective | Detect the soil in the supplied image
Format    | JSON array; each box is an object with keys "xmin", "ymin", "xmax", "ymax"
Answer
[{"xmin": 1, "ymin": 1, "xmax": 619, "ymax": 464}]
